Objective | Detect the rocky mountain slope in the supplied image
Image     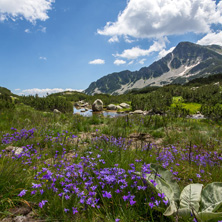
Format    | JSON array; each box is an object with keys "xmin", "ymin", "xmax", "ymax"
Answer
[{"xmin": 85, "ymin": 42, "xmax": 222, "ymax": 95}]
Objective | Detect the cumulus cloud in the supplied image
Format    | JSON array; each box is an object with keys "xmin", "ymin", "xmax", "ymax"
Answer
[
  {"xmin": 20, "ymin": 88, "xmax": 83, "ymax": 96},
  {"xmin": 39, "ymin": 56, "xmax": 47, "ymax": 61},
  {"xmin": 158, "ymin": 46, "xmax": 176, "ymax": 59},
  {"xmin": 138, "ymin": 58, "xmax": 146, "ymax": 65},
  {"xmin": 24, "ymin": 29, "xmax": 31, "ymax": 33},
  {"xmin": 0, "ymin": 0, "xmax": 54, "ymax": 23},
  {"xmin": 89, "ymin": 59, "xmax": 105, "ymax": 65},
  {"xmin": 114, "ymin": 59, "xmax": 126, "ymax": 65},
  {"xmin": 108, "ymin": 36, "xmax": 119, "ymax": 43},
  {"xmin": 39, "ymin": 26, "xmax": 47, "ymax": 33},
  {"xmin": 197, "ymin": 31, "xmax": 222, "ymax": 46},
  {"xmin": 14, "ymin": 88, "xmax": 21, "ymax": 91},
  {"xmin": 98, "ymin": 0, "xmax": 222, "ymax": 39},
  {"xmin": 114, "ymin": 37, "xmax": 168, "ymax": 59}
]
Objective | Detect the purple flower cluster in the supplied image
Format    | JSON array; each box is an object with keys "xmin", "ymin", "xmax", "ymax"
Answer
[{"xmin": 2, "ymin": 128, "xmax": 36, "ymax": 144}]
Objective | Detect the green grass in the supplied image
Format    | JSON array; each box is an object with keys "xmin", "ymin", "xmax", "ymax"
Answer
[
  {"xmin": 171, "ymin": 96, "xmax": 201, "ymax": 114},
  {"xmin": 1, "ymin": 103, "xmax": 222, "ymax": 221}
]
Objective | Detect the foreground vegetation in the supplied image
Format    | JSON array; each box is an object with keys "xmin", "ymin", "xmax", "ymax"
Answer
[{"xmin": 1, "ymin": 74, "xmax": 222, "ymax": 221}]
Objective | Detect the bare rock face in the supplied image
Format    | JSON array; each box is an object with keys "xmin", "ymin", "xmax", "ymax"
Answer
[
  {"xmin": 92, "ymin": 99, "xmax": 103, "ymax": 111},
  {"xmin": 107, "ymin": 104, "xmax": 117, "ymax": 110},
  {"xmin": 5, "ymin": 146, "xmax": 23, "ymax": 155},
  {"xmin": 119, "ymin": 103, "xmax": 130, "ymax": 109}
]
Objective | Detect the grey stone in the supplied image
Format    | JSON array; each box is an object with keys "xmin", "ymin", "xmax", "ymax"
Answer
[
  {"xmin": 107, "ymin": 104, "xmax": 117, "ymax": 110},
  {"xmin": 133, "ymin": 110, "xmax": 143, "ymax": 114},
  {"xmin": 119, "ymin": 103, "xmax": 130, "ymax": 109},
  {"xmin": 13, "ymin": 216, "xmax": 28, "ymax": 222},
  {"xmin": 116, "ymin": 105, "xmax": 122, "ymax": 110},
  {"xmin": 53, "ymin": 109, "xmax": 61, "ymax": 114},
  {"xmin": 92, "ymin": 99, "xmax": 103, "ymax": 111},
  {"xmin": 5, "ymin": 146, "xmax": 23, "ymax": 155},
  {"xmin": 9, "ymin": 207, "xmax": 31, "ymax": 216},
  {"xmin": 1, "ymin": 218, "xmax": 13, "ymax": 222}
]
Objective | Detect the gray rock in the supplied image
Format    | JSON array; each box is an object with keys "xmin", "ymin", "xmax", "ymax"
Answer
[
  {"xmin": 116, "ymin": 105, "xmax": 122, "ymax": 110},
  {"xmin": 9, "ymin": 207, "xmax": 31, "ymax": 216},
  {"xmin": 133, "ymin": 110, "xmax": 143, "ymax": 114},
  {"xmin": 1, "ymin": 218, "xmax": 13, "ymax": 222},
  {"xmin": 107, "ymin": 104, "xmax": 117, "ymax": 110},
  {"xmin": 13, "ymin": 216, "xmax": 28, "ymax": 222},
  {"xmin": 119, "ymin": 103, "xmax": 130, "ymax": 109},
  {"xmin": 53, "ymin": 109, "xmax": 61, "ymax": 114},
  {"xmin": 5, "ymin": 146, "xmax": 23, "ymax": 155},
  {"xmin": 189, "ymin": 114, "xmax": 205, "ymax": 119},
  {"xmin": 92, "ymin": 99, "xmax": 103, "ymax": 111}
]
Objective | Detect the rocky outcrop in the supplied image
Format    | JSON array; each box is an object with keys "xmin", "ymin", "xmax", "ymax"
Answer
[
  {"xmin": 92, "ymin": 99, "xmax": 103, "ymax": 111},
  {"xmin": 119, "ymin": 103, "xmax": 130, "ymax": 109},
  {"xmin": 107, "ymin": 104, "xmax": 117, "ymax": 110}
]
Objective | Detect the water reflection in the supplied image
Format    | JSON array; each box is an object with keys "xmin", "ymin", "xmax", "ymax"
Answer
[{"xmin": 73, "ymin": 107, "xmax": 126, "ymax": 117}]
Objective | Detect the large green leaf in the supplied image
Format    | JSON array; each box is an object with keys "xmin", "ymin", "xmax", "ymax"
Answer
[
  {"xmin": 197, "ymin": 212, "xmax": 222, "ymax": 221},
  {"xmin": 180, "ymin": 183, "xmax": 203, "ymax": 215},
  {"xmin": 136, "ymin": 164, "xmax": 181, "ymax": 216},
  {"xmin": 150, "ymin": 164, "xmax": 181, "ymax": 202},
  {"xmin": 178, "ymin": 208, "xmax": 194, "ymax": 220},
  {"xmin": 198, "ymin": 182, "xmax": 222, "ymax": 221},
  {"xmin": 163, "ymin": 201, "xmax": 178, "ymax": 216},
  {"xmin": 200, "ymin": 182, "xmax": 222, "ymax": 212}
]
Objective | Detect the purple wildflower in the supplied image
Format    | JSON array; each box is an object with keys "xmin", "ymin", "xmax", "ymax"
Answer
[
  {"xmin": 18, "ymin": 189, "xmax": 27, "ymax": 197},
  {"xmin": 39, "ymin": 200, "xmax": 48, "ymax": 208}
]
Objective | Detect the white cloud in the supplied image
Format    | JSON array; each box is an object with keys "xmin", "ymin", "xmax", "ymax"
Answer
[
  {"xmin": 24, "ymin": 29, "xmax": 31, "ymax": 33},
  {"xmin": 138, "ymin": 58, "xmax": 146, "ymax": 65},
  {"xmin": 20, "ymin": 88, "xmax": 83, "ymax": 96},
  {"xmin": 14, "ymin": 88, "xmax": 21, "ymax": 91},
  {"xmin": 197, "ymin": 31, "xmax": 222, "ymax": 46},
  {"xmin": 39, "ymin": 56, "xmax": 47, "ymax": 61},
  {"xmin": 158, "ymin": 46, "xmax": 175, "ymax": 59},
  {"xmin": 108, "ymin": 36, "xmax": 119, "ymax": 43},
  {"xmin": 89, "ymin": 59, "xmax": 105, "ymax": 65},
  {"xmin": 0, "ymin": 0, "xmax": 54, "ymax": 23},
  {"xmin": 98, "ymin": 0, "xmax": 222, "ymax": 39},
  {"xmin": 128, "ymin": 60, "xmax": 134, "ymax": 65},
  {"xmin": 39, "ymin": 26, "xmax": 47, "ymax": 33},
  {"xmin": 124, "ymin": 36, "xmax": 135, "ymax": 43},
  {"xmin": 114, "ymin": 59, "xmax": 126, "ymax": 65},
  {"xmin": 114, "ymin": 37, "xmax": 168, "ymax": 59}
]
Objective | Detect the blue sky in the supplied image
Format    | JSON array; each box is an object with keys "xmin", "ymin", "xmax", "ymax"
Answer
[{"xmin": 0, "ymin": 0, "xmax": 222, "ymax": 96}]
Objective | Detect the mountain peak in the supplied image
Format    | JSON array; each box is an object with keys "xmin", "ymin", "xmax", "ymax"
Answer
[{"xmin": 85, "ymin": 42, "xmax": 222, "ymax": 95}]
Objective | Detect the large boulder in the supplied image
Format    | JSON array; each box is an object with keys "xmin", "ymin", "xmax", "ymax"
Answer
[
  {"xmin": 107, "ymin": 104, "xmax": 117, "ymax": 110},
  {"xmin": 119, "ymin": 103, "xmax": 130, "ymax": 109},
  {"xmin": 116, "ymin": 105, "xmax": 122, "ymax": 110},
  {"xmin": 92, "ymin": 99, "xmax": 103, "ymax": 111},
  {"xmin": 133, "ymin": 110, "xmax": 144, "ymax": 114},
  {"xmin": 53, "ymin": 109, "xmax": 61, "ymax": 114}
]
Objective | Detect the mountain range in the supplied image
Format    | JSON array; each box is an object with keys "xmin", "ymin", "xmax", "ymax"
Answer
[{"xmin": 85, "ymin": 42, "xmax": 222, "ymax": 95}]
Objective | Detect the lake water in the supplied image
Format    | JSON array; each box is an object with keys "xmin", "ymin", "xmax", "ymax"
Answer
[{"xmin": 73, "ymin": 107, "xmax": 126, "ymax": 117}]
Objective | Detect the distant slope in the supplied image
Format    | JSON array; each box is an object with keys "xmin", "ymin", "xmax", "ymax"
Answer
[{"xmin": 85, "ymin": 42, "xmax": 222, "ymax": 95}]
